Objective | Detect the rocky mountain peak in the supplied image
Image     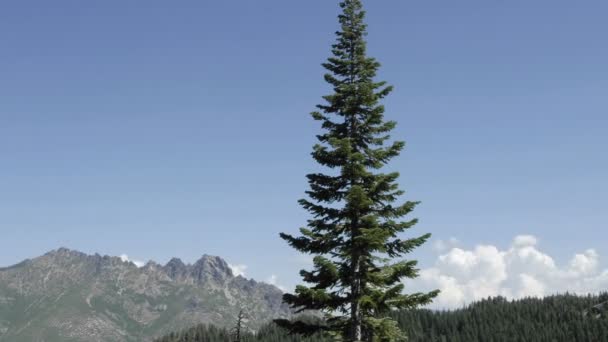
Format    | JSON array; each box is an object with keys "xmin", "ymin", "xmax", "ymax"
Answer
[
  {"xmin": 0, "ymin": 248, "xmax": 291, "ymax": 341},
  {"xmin": 191, "ymin": 254, "xmax": 233, "ymax": 283},
  {"xmin": 163, "ymin": 257, "xmax": 188, "ymax": 280},
  {"xmin": 29, "ymin": 249, "xmax": 238, "ymax": 285},
  {"xmin": 46, "ymin": 247, "xmax": 87, "ymax": 259},
  {"xmin": 165, "ymin": 257, "xmax": 186, "ymax": 269}
]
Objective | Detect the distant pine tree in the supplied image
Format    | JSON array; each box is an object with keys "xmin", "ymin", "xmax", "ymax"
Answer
[{"xmin": 275, "ymin": 1, "xmax": 438, "ymax": 341}]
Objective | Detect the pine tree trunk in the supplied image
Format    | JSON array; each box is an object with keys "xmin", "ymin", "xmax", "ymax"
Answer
[
  {"xmin": 348, "ymin": 63, "xmax": 363, "ymax": 341},
  {"xmin": 350, "ymin": 221, "xmax": 363, "ymax": 342},
  {"xmin": 350, "ymin": 257, "xmax": 362, "ymax": 342}
]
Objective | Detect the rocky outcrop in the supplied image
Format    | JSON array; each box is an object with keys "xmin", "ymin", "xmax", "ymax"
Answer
[{"xmin": 0, "ymin": 248, "xmax": 290, "ymax": 342}]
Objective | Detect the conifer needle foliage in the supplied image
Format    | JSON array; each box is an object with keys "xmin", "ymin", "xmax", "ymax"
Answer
[{"xmin": 276, "ymin": 1, "xmax": 439, "ymax": 341}]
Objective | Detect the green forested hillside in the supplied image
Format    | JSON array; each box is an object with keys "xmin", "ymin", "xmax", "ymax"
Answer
[{"xmin": 156, "ymin": 294, "xmax": 608, "ymax": 342}]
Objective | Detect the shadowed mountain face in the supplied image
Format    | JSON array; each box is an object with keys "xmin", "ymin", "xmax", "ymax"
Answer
[{"xmin": 0, "ymin": 248, "xmax": 290, "ymax": 342}]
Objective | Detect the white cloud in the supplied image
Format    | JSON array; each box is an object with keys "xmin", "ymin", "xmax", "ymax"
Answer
[
  {"xmin": 412, "ymin": 235, "xmax": 608, "ymax": 309},
  {"xmin": 518, "ymin": 274, "xmax": 545, "ymax": 298},
  {"xmin": 228, "ymin": 264, "xmax": 248, "ymax": 277},
  {"xmin": 569, "ymin": 249, "xmax": 599, "ymax": 275},
  {"xmin": 433, "ymin": 237, "xmax": 460, "ymax": 252},
  {"xmin": 513, "ymin": 235, "xmax": 537, "ymax": 247},
  {"xmin": 267, "ymin": 274, "xmax": 278, "ymax": 284},
  {"xmin": 119, "ymin": 254, "xmax": 145, "ymax": 268},
  {"xmin": 266, "ymin": 274, "xmax": 287, "ymax": 292}
]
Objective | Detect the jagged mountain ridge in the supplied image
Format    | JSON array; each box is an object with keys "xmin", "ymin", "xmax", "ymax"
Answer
[{"xmin": 0, "ymin": 248, "xmax": 290, "ymax": 342}]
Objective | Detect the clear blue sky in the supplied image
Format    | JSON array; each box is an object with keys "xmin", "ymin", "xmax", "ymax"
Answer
[{"xmin": 1, "ymin": 1, "xmax": 607, "ymax": 294}]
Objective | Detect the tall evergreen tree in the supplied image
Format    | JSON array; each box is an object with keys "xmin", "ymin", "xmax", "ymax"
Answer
[{"xmin": 276, "ymin": 1, "xmax": 438, "ymax": 341}]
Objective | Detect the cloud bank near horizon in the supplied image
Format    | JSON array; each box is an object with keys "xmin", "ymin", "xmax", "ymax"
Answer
[{"xmin": 412, "ymin": 235, "xmax": 608, "ymax": 309}]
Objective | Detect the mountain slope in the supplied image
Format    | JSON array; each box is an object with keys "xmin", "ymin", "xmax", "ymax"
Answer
[{"xmin": 0, "ymin": 248, "xmax": 289, "ymax": 342}]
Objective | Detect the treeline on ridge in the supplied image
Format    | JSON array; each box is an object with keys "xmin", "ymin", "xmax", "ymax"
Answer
[{"xmin": 156, "ymin": 293, "xmax": 608, "ymax": 342}]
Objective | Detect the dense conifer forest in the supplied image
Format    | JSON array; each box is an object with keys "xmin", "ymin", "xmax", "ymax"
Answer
[{"xmin": 156, "ymin": 294, "xmax": 608, "ymax": 342}]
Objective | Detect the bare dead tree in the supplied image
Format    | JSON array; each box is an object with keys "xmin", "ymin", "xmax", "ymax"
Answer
[{"xmin": 231, "ymin": 309, "xmax": 249, "ymax": 342}]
